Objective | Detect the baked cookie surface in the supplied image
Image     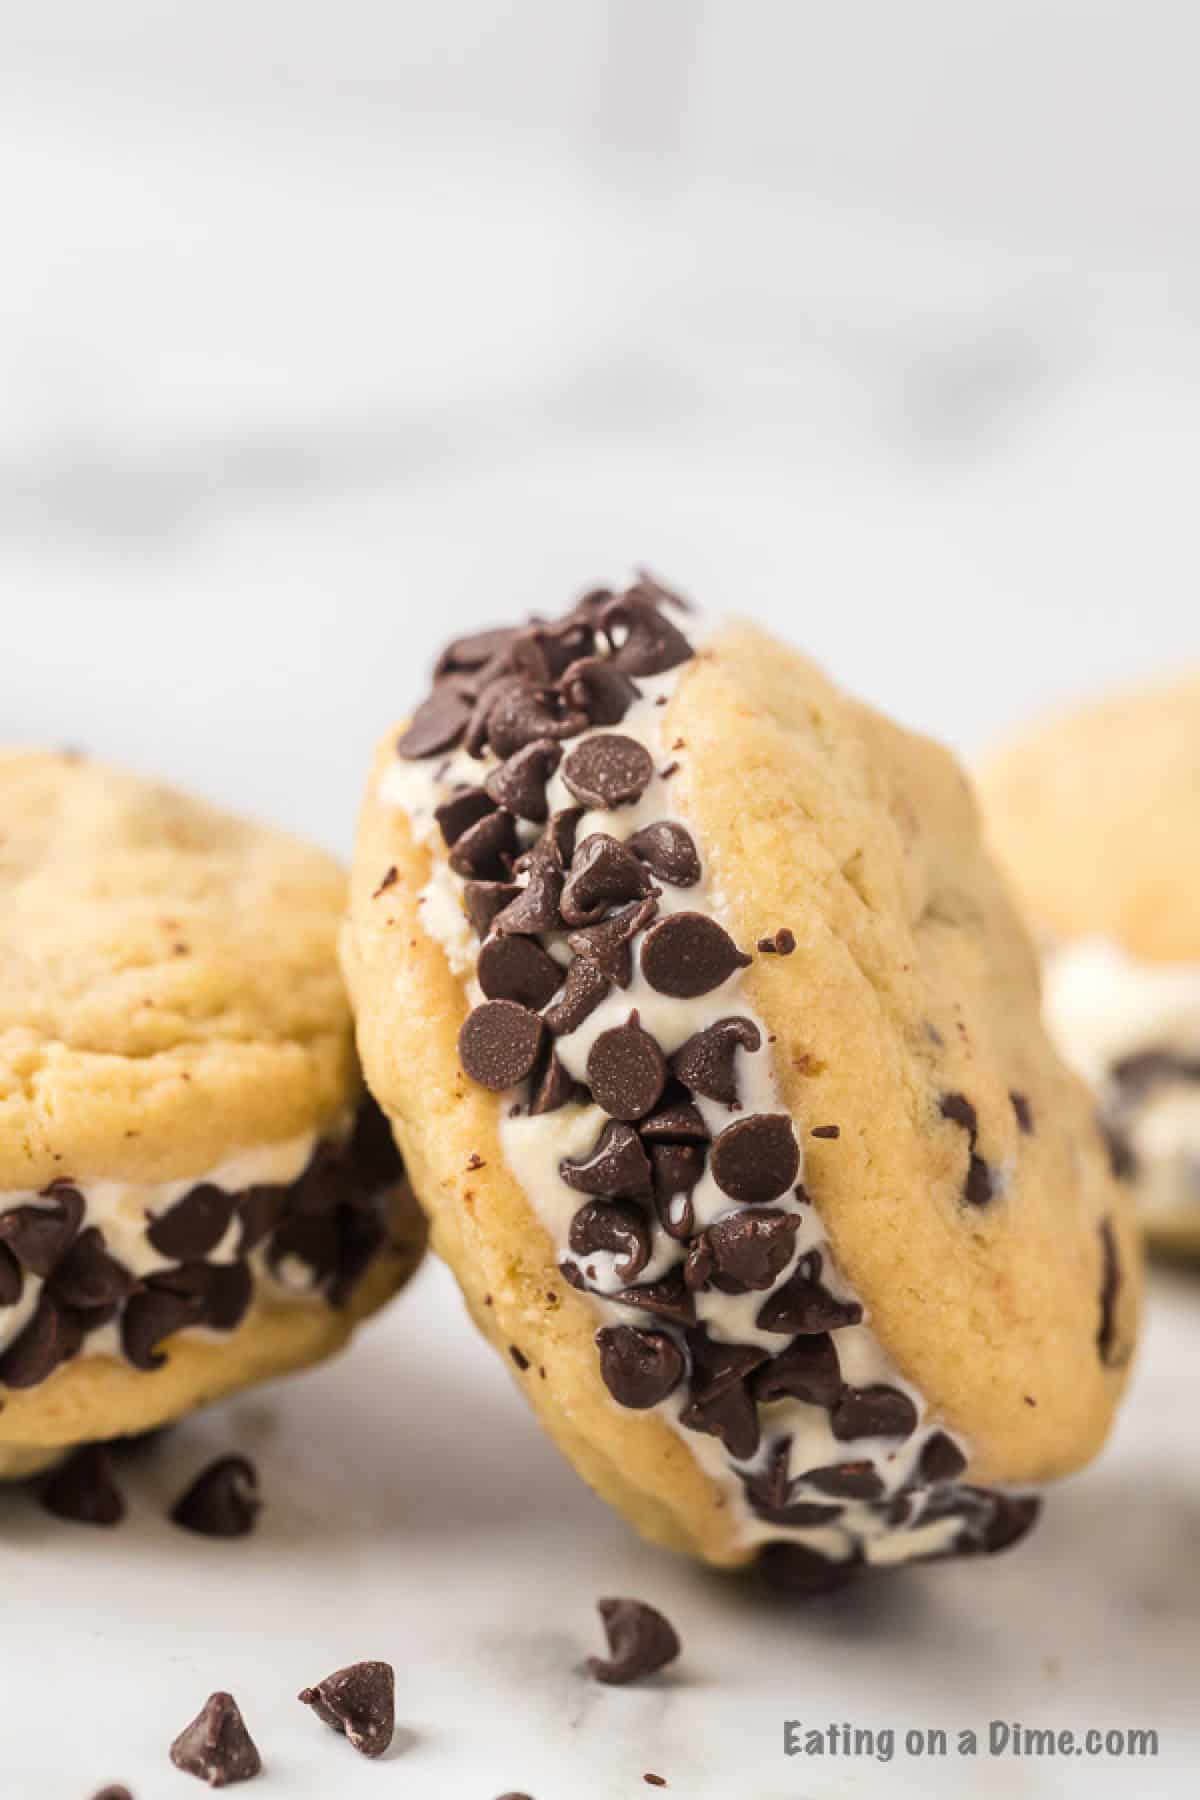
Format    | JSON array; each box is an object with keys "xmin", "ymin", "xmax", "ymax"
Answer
[
  {"xmin": 344, "ymin": 582, "xmax": 1138, "ymax": 1587},
  {"xmin": 980, "ymin": 672, "xmax": 1200, "ymax": 1253},
  {"xmin": 0, "ymin": 751, "xmax": 424, "ymax": 1475}
]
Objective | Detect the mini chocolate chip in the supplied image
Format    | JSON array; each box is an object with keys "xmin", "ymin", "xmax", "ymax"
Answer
[
  {"xmin": 562, "ymin": 733, "xmax": 655, "ymax": 810},
  {"xmin": 559, "ymin": 655, "xmax": 639, "ymax": 726},
  {"xmin": 50, "ymin": 1227, "xmax": 136, "ymax": 1311},
  {"xmin": 169, "ymin": 1692, "xmax": 262, "ymax": 1787},
  {"xmin": 0, "ymin": 1291, "xmax": 85, "ymax": 1387},
  {"xmin": 1010, "ymin": 1091, "xmax": 1034, "ymax": 1134},
  {"xmin": 755, "ymin": 927, "xmax": 796, "ymax": 955},
  {"xmin": 561, "ymin": 1121, "xmax": 653, "ymax": 1199},
  {"xmin": 680, "ymin": 1380, "xmax": 760, "ymax": 1460},
  {"xmin": 810, "ymin": 1125, "xmax": 840, "ymax": 1140},
  {"xmin": 487, "ymin": 686, "xmax": 589, "ymax": 760},
  {"xmin": 485, "ymin": 740, "xmax": 562, "ymax": 822},
  {"xmin": 710, "ymin": 1114, "xmax": 799, "ymax": 1203},
  {"xmin": 448, "ymin": 808, "xmax": 518, "ymax": 880},
  {"xmin": 463, "ymin": 880, "xmax": 522, "ymax": 936},
  {"xmin": 965, "ymin": 1155, "xmax": 993, "ymax": 1206},
  {"xmin": 91, "ymin": 1787, "xmax": 134, "ymax": 1799},
  {"xmin": 529, "ymin": 1049, "xmax": 580, "ymax": 1115},
  {"xmin": 939, "ymin": 1092, "xmax": 978, "ymax": 1138},
  {"xmin": 121, "ymin": 1285, "xmax": 203, "ymax": 1371},
  {"xmin": 569, "ymin": 1200, "xmax": 651, "ymax": 1283},
  {"xmin": 478, "ymin": 935, "xmax": 564, "ymax": 1010},
  {"xmin": 171, "ymin": 1456, "xmax": 261, "ymax": 1538},
  {"xmin": 0, "ymin": 1242, "xmax": 21, "ymax": 1307},
  {"xmin": 806, "ymin": 1460, "xmax": 885, "ymax": 1501},
  {"xmin": 396, "ymin": 688, "xmax": 471, "ymax": 758},
  {"xmin": 918, "ymin": 1431, "xmax": 968, "ymax": 1484},
  {"xmin": 752, "ymin": 1334, "xmax": 843, "ymax": 1409},
  {"xmin": 758, "ymin": 1541, "xmax": 860, "ymax": 1597},
  {"xmin": 459, "ymin": 1000, "xmax": 545, "ymax": 1091},
  {"xmin": 298, "ymin": 1661, "xmax": 395, "ymax": 1760},
  {"xmin": 654, "ymin": 1188, "xmax": 694, "ymax": 1242},
  {"xmin": 147, "ymin": 1184, "xmax": 237, "ymax": 1262},
  {"xmin": 561, "ymin": 834, "xmax": 654, "ymax": 927},
  {"xmin": 566, "ymin": 895, "xmax": 658, "ymax": 988},
  {"xmin": 1097, "ymin": 1217, "xmax": 1122, "ymax": 1367},
  {"xmin": 671, "ymin": 1017, "xmax": 761, "ymax": 1105},
  {"xmin": 704, "ymin": 1208, "xmax": 800, "ymax": 1290},
  {"xmin": 492, "ymin": 858, "xmax": 564, "ymax": 935},
  {"xmin": 509, "ymin": 1345, "xmax": 530, "ymax": 1371},
  {"xmin": 543, "ymin": 958, "xmax": 610, "ymax": 1034},
  {"xmin": 596, "ymin": 1324, "xmax": 684, "ymax": 1408},
  {"xmin": 616, "ymin": 1269, "xmax": 696, "ymax": 1327},
  {"xmin": 0, "ymin": 1184, "xmax": 84, "ymax": 1276},
  {"xmin": 587, "ymin": 1597, "xmax": 680, "ymax": 1685},
  {"xmin": 638, "ymin": 1097, "xmax": 709, "ymax": 1142},
  {"xmin": 755, "ymin": 1252, "xmax": 863, "ymax": 1335},
  {"xmin": 627, "ymin": 821, "xmax": 701, "ymax": 887},
  {"xmin": 831, "ymin": 1383, "xmax": 918, "ymax": 1442},
  {"xmin": 587, "ymin": 1012, "xmax": 667, "ymax": 1121},
  {"xmin": 434, "ymin": 786, "xmax": 496, "ymax": 846},
  {"xmin": 640, "ymin": 912, "xmax": 751, "ymax": 998},
  {"xmin": 41, "ymin": 1445, "xmax": 125, "ymax": 1527},
  {"xmin": 602, "ymin": 591, "xmax": 693, "ymax": 676}
]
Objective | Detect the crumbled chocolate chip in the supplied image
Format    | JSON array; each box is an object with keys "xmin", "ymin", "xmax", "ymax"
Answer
[
  {"xmin": 560, "ymin": 834, "xmax": 654, "ymax": 927},
  {"xmin": 918, "ymin": 1431, "xmax": 968, "ymax": 1484},
  {"xmin": 169, "ymin": 1692, "xmax": 262, "ymax": 1787},
  {"xmin": 48, "ymin": 1227, "xmax": 136, "ymax": 1311},
  {"xmin": 463, "ymin": 880, "xmax": 521, "ymax": 937},
  {"xmin": 602, "ymin": 590, "xmax": 693, "ymax": 676},
  {"xmin": 702, "ymin": 1208, "xmax": 800, "ymax": 1290},
  {"xmin": 448, "ymin": 808, "xmax": 519, "ymax": 880},
  {"xmin": 559, "ymin": 654, "xmax": 639, "ymax": 726},
  {"xmin": 562, "ymin": 734, "xmax": 655, "ymax": 810},
  {"xmin": 171, "ymin": 1456, "xmax": 260, "ymax": 1538},
  {"xmin": 627, "ymin": 821, "xmax": 700, "ymax": 887},
  {"xmin": 459, "ymin": 1000, "xmax": 545, "ymax": 1091},
  {"xmin": 561, "ymin": 1121, "xmax": 653, "ymax": 1199},
  {"xmin": 810, "ymin": 1125, "xmax": 840, "ymax": 1140},
  {"xmin": 587, "ymin": 1597, "xmax": 680, "ymax": 1685},
  {"xmin": 587, "ymin": 1012, "xmax": 667, "ymax": 1121},
  {"xmin": 396, "ymin": 688, "xmax": 471, "ymax": 759},
  {"xmin": 710, "ymin": 1114, "xmax": 800, "ymax": 1203},
  {"xmin": 0, "ymin": 1291, "xmax": 85, "ymax": 1387},
  {"xmin": 1097, "ymin": 1216, "xmax": 1122, "ymax": 1367},
  {"xmin": 542, "ymin": 956, "xmax": 610, "ymax": 1034},
  {"xmin": 680, "ymin": 1379, "xmax": 760, "ymax": 1460},
  {"xmin": 640, "ymin": 912, "xmax": 751, "ymax": 998},
  {"xmin": 529, "ymin": 1049, "xmax": 580, "ymax": 1115},
  {"xmin": 758, "ymin": 1541, "xmax": 860, "ymax": 1597},
  {"xmin": 806, "ymin": 1460, "xmax": 885, "ymax": 1500},
  {"xmin": 752, "ymin": 1333, "xmax": 843, "ymax": 1409},
  {"xmin": 638, "ymin": 1096, "xmax": 709, "ymax": 1143},
  {"xmin": 0, "ymin": 1184, "xmax": 84, "ymax": 1276},
  {"xmin": 434, "ymin": 786, "xmax": 496, "ymax": 846},
  {"xmin": 671, "ymin": 1017, "xmax": 761, "ymax": 1105},
  {"xmin": 566, "ymin": 896, "xmax": 658, "ymax": 988},
  {"xmin": 755, "ymin": 1252, "xmax": 863, "ymax": 1335},
  {"xmin": 478, "ymin": 934, "xmax": 564, "ymax": 1010},
  {"xmin": 616, "ymin": 1269, "xmax": 696, "ymax": 1327},
  {"xmin": 492, "ymin": 858, "xmax": 564, "ymax": 936},
  {"xmin": 147, "ymin": 1185, "xmax": 237, "ymax": 1262},
  {"xmin": 757, "ymin": 928, "xmax": 797, "ymax": 955},
  {"xmin": 298, "ymin": 1661, "xmax": 395, "ymax": 1760},
  {"xmin": 569, "ymin": 1200, "xmax": 651, "ymax": 1283},
  {"xmin": 1010, "ymin": 1091, "xmax": 1034, "ymax": 1134},
  {"xmin": 40, "ymin": 1445, "xmax": 125, "ymax": 1527},
  {"xmin": 596, "ymin": 1324, "xmax": 684, "ymax": 1407},
  {"xmin": 485, "ymin": 740, "xmax": 562, "ymax": 822},
  {"xmin": 120, "ymin": 1284, "xmax": 204, "ymax": 1371},
  {"xmin": 831, "ymin": 1384, "xmax": 918, "ymax": 1442},
  {"xmin": 0, "ymin": 1242, "xmax": 21, "ymax": 1306}
]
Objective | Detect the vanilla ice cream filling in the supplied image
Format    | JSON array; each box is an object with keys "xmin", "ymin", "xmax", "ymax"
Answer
[{"xmin": 385, "ymin": 645, "xmax": 992, "ymax": 1569}]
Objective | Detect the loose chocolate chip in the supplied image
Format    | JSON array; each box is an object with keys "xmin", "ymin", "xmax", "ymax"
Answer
[
  {"xmin": 566, "ymin": 896, "xmax": 658, "ymax": 988},
  {"xmin": 41, "ymin": 1445, "xmax": 125, "ymax": 1527},
  {"xmin": 147, "ymin": 1184, "xmax": 237, "ymax": 1262},
  {"xmin": 703, "ymin": 1208, "xmax": 800, "ymax": 1290},
  {"xmin": 0, "ymin": 1291, "xmax": 85, "ymax": 1387},
  {"xmin": 492, "ymin": 859, "xmax": 564, "ymax": 935},
  {"xmin": 120, "ymin": 1285, "xmax": 203, "ymax": 1371},
  {"xmin": 1097, "ymin": 1216, "xmax": 1122, "ymax": 1367},
  {"xmin": 810, "ymin": 1125, "xmax": 840, "ymax": 1140},
  {"xmin": 169, "ymin": 1692, "xmax": 262, "ymax": 1787},
  {"xmin": 682, "ymin": 1236, "xmax": 714, "ymax": 1290},
  {"xmin": 559, "ymin": 655, "xmax": 639, "ymax": 726},
  {"xmin": 0, "ymin": 1242, "xmax": 21, "ymax": 1307},
  {"xmin": 1010, "ymin": 1091, "xmax": 1034, "ymax": 1134},
  {"xmin": 91, "ymin": 1787, "xmax": 134, "ymax": 1799},
  {"xmin": 485, "ymin": 740, "xmax": 562, "ymax": 822},
  {"xmin": 529, "ymin": 1049, "xmax": 580, "ymax": 1115},
  {"xmin": 459, "ymin": 1000, "xmax": 545, "ymax": 1091},
  {"xmin": 671, "ymin": 1017, "xmax": 761, "ymax": 1105},
  {"xmin": 396, "ymin": 688, "xmax": 471, "ymax": 758},
  {"xmin": 587, "ymin": 1012, "xmax": 667, "ymax": 1121},
  {"xmin": 50, "ymin": 1227, "xmax": 136, "ymax": 1311},
  {"xmin": 627, "ymin": 821, "xmax": 701, "ymax": 887},
  {"xmin": 755, "ymin": 1252, "xmax": 863, "ymax": 1335},
  {"xmin": 587, "ymin": 1597, "xmax": 680, "ymax": 1685},
  {"xmin": 449, "ymin": 808, "xmax": 519, "ymax": 880},
  {"xmin": 478, "ymin": 935, "xmax": 564, "ymax": 1010},
  {"xmin": 616, "ymin": 1269, "xmax": 696, "ymax": 1328},
  {"xmin": 603, "ymin": 591, "xmax": 694, "ymax": 676},
  {"xmin": 680, "ymin": 1379, "xmax": 760, "ymax": 1461},
  {"xmin": 464, "ymin": 880, "xmax": 522, "ymax": 936},
  {"xmin": 569, "ymin": 1200, "xmax": 651, "ymax": 1283},
  {"xmin": 758, "ymin": 1541, "xmax": 860, "ymax": 1597},
  {"xmin": 561, "ymin": 1121, "xmax": 653, "ymax": 1199},
  {"xmin": 298, "ymin": 1661, "xmax": 395, "ymax": 1760},
  {"xmin": 596, "ymin": 1324, "xmax": 684, "ymax": 1408},
  {"xmin": 710, "ymin": 1115, "xmax": 799, "ymax": 1204},
  {"xmin": 0, "ymin": 1184, "xmax": 84, "ymax": 1276},
  {"xmin": 561, "ymin": 834, "xmax": 654, "ymax": 927},
  {"xmin": 171, "ymin": 1456, "xmax": 261, "ymax": 1538},
  {"xmin": 486, "ymin": 686, "xmax": 589, "ymax": 760},
  {"xmin": 640, "ymin": 912, "xmax": 751, "ymax": 998},
  {"xmin": 562, "ymin": 734, "xmax": 655, "ymax": 810},
  {"xmin": 638, "ymin": 1096, "xmax": 709, "ymax": 1143},
  {"xmin": 752, "ymin": 1334, "xmax": 843, "ymax": 1409},
  {"xmin": 542, "ymin": 957, "xmax": 610, "ymax": 1034},
  {"xmin": 434, "ymin": 786, "xmax": 496, "ymax": 847},
  {"xmin": 918, "ymin": 1431, "xmax": 968, "ymax": 1485},
  {"xmin": 756, "ymin": 928, "xmax": 797, "ymax": 955},
  {"xmin": 806, "ymin": 1460, "xmax": 885, "ymax": 1501},
  {"xmin": 831, "ymin": 1384, "xmax": 918, "ymax": 1442}
]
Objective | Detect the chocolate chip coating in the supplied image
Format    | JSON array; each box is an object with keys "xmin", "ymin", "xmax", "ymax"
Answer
[
  {"xmin": 561, "ymin": 1121, "xmax": 653, "ymax": 1199},
  {"xmin": 596, "ymin": 1324, "xmax": 684, "ymax": 1408},
  {"xmin": 396, "ymin": 687, "xmax": 471, "ymax": 758},
  {"xmin": 485, "ymin": 740, "xmax": 562, "ymax": 821},
  {"xmin": 459, "ymin": 1000, "xmax": 545, "ymax": 1090},
  {"xmin": 569, "ymin": 1199, "xmax": 651, "ymax": 1283},
  {"xmin": 147, "ymin": 1184, "xmax": 237, "ymax": 1262},
  {"xmin": 671, "ymin": 1017, "xmax": 761, "ymax": 1105},
  {"xmin": 562, "ymin": 733, "xmax": 655, "ymax": 810},
  {"xmin": 628, "ymin": 820, "xmax": 701, "ymax": 887},
  {"xmin": 831, "ymin": 1384, "xmax": 918, "ymax": 1442},
  {"xmin": 710, "ymin": 1115, "xmax": 800, "ymax": 1203},
  {"xmin": 478, "ymin": 934, "xmax": 564, "ymax": 1010},
  {"xmin": 640, "ymin": 912, "xmax": 751, "ymax": 998},
  {"xmin": 586, "ymin": 1012, "xmax": 667, "ymax": 1121}
]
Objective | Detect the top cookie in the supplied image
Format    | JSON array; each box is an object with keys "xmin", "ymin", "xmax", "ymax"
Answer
[
  {"xmin": 0, "ymin": 749, "xmax": 356, "ymax": 1188},
  {"xmin": 980, "ymin": 671, "xmax": 1200, "ymax": 962}
]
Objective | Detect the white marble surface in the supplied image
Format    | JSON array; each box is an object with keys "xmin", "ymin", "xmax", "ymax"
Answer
[{"xmin": 2, "ymin": 5, "xmax": 1199, "ymax": 1794}]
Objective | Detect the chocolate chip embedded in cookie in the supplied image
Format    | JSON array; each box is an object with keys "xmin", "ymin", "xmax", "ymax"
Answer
[
  {"xmin": 0, "ymin": 752, "xmax": 425, "ymax": 1478},
  {"xmin": 344, "ymin": 575, "xmax": 1139, "ymax": 1584}
]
